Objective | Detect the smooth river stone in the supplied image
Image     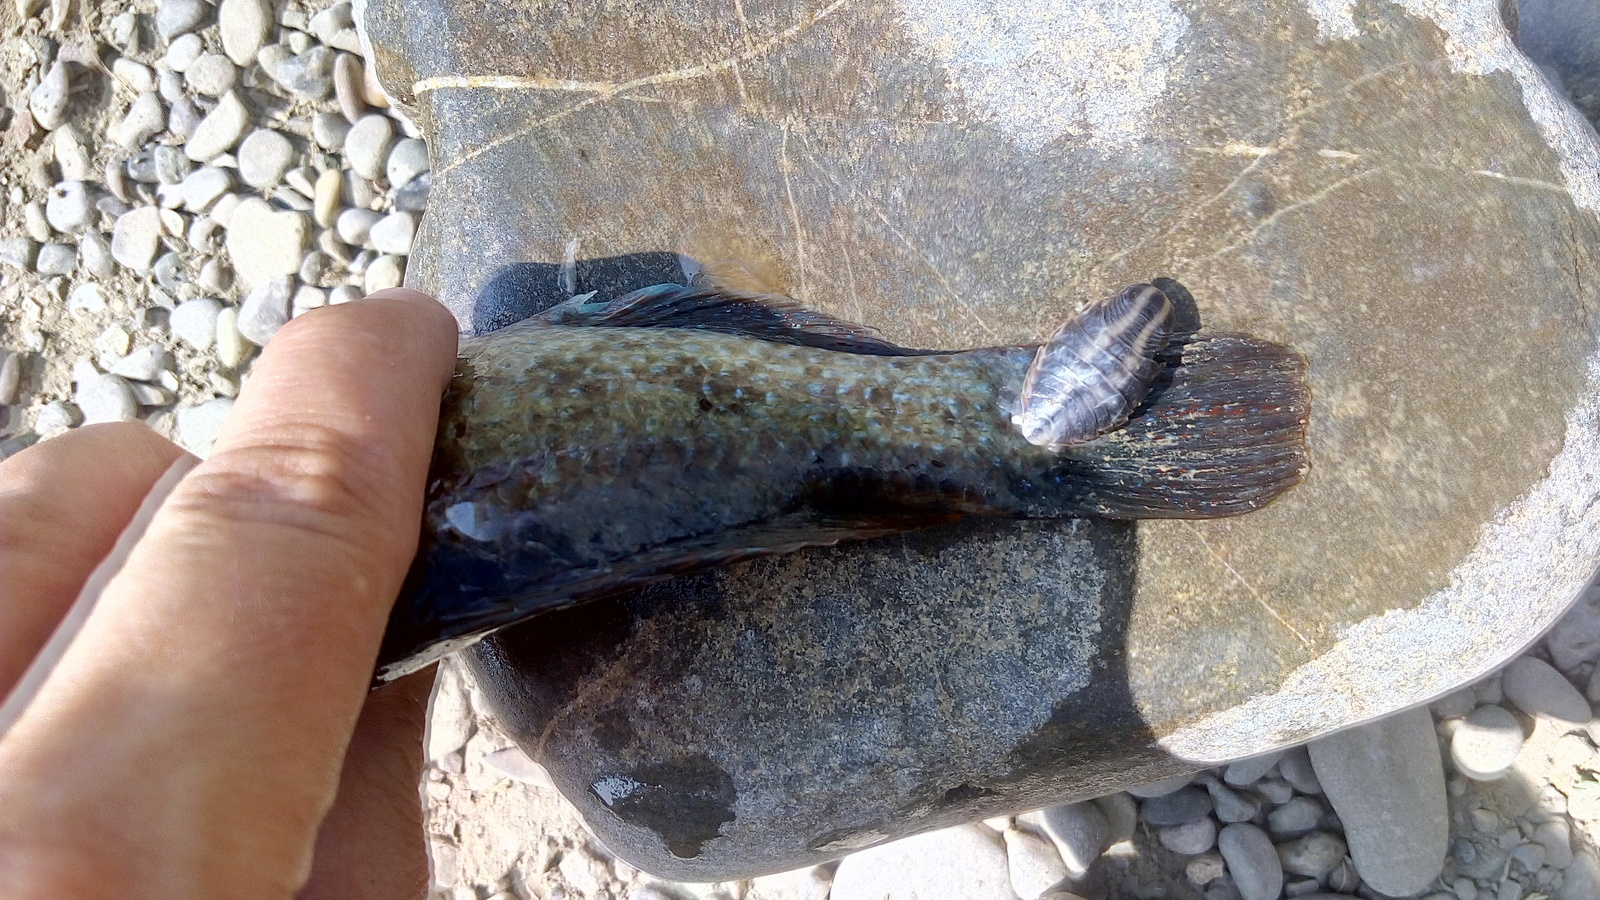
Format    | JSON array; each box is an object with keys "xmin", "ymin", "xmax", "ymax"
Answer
[{"xmin": 367, "ymin": 0, "xmax": 1600, "ymax": 880}]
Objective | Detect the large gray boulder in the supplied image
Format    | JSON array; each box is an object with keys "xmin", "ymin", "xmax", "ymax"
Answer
[{"xmin": 362, "ymin": 0, "xmax": 1600, "ymax": 880}]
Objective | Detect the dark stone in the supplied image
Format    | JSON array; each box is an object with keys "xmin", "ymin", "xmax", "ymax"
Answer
[
  {"xmin": 366, "ymin": 0, "xmax": 1600, "ymax": 880},
  {"xmin": 1140, "ymin": 787, "xmax": 1216, "ymax": 827}
]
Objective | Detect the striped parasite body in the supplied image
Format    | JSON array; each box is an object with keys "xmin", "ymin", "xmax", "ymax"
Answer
[{"xmin": 1011, "ymin": 283, "xmax": 1175, "ymax": 448}]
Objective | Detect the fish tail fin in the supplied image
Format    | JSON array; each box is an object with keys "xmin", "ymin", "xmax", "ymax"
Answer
[{"xmin": 1043, "ymin": 334, "xmax": 1310, "ymax": 519}]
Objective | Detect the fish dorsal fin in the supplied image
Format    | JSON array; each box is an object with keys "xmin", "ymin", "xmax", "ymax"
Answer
[{"xmin": 533, "ymin": 283, "xmax": 943, "ymax": 357}]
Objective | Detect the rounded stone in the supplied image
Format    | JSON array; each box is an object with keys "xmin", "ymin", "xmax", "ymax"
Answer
[
  {"xmin": 45, "ymin": 181, "xmax": 95, "ymax": 233},
  {"xmin": 171, "ymin": 297, "xmax": 223, "ymax": 350},
  {"xmin": 237, "ymin": 276, "xmax": 295, "ymax": 345},
  {"xmin": 176, "ymin": 397, "xmax": 234, "ymax": 456},
  {"xmin": 334, "ymin": 52, "xmax": 370, "ymax": 124},
  {"xmin": 35, "ymin": 242, "xmax": 76, "ymax": 276},
  {"xmin": 224, "ymin": 198, "xmax": 311, "ymax": 290},
  {"xmin": 180, "ymin": 166, "xmax": 234, "ymax": 212},
  {"xmin": 392, "ymin": 170, "xmax": 431, "ymax": 212},
  {"xmin": 369, "ymin": 211, "xmax": 417, "ymax": 255},
  {"xmin": 1216, "ymin": 823, "xmax": 1283, "ymax": 900},
  {"xmin": 312, "ymin": 112, "xmax": 351, "ymax": 151},
  {"xmin": 313, "ymin": 169, "xmax": 344, "ymax": 228},
  {"xmin": 155, "ymin": 0, "xmax": 211, "ymax": 40},
  {"xmin": 75, "ymin": 373, "xmax": 139, "ymax": 425},
  {"xmin": 1223, "ymin": 752, "xmax": 1283, "ymax": 787},
  {"xmin": 185, "ymin": 91, "xmax": 251, "ymax": 161},
  {"xmin": 1451, "ymin": 704, "xmax": 1525, "ymax": 780},
  {"xmin": 0, "ymin": 351, "xmax": 21, "ymax": 407},
  {"xmin": 185, "ymin": 53, "xmax": 238, "ymax": 97},
  {"xmin": 1038, "ymin": 800, "xmax": 1107, "ymax": 878},
  {"xmin": 214, "ymin": 306, "xmax": 252, "ymax": 368},
  {"xmin": 344, "ymin": 114, "xmax": 396, "ymax": 180},
  {"xmin": 276, "ymin": 46, "xmax": 335, "ymax": 100},
  {"xmin": 1265, "ymin": 796, "xmax": 1324, "ymax": 838},
  {"xmin": 0, "ymin": 238, "xmax": 38, "ymax": 271},
  {"xmin": 79, "ymin": 231, "xmax": 113, "ymax": 278},
  {"xmin": 1141, "ymin": 787, "xmax": 1215, "ymax": 826},
  {"xmin": 336, "ymin": 207, "xmax": 383, "ymax": 247},
  {"xmin": 218, "ymin": 0, "xmax": 272, "ymax": 66},
  {"xmin": 1502, "ymin": 656, "xmax": 1592, "ymax": 724},
  {"xmin": 110, "ymin": 207, "xmax": 163, "ymax": 273},
  {"xmin": 831, "ymin": 826, "xmax": 1012, "ymax": 900},
  {"xmin": 364, "ymin": 254, "xmax": 405, "ymax": 293},
  {"xmin": 113, "ymin": 92, "xmax": 165, "ymax": 150},
  {"xmin": 1159, "ymin": 817, "xmax": 1218, "ymax": 856},
  {"xmin": 1277, "ymin": 831, "xmax": 1347, "ymax": 878},
  {"xmin": 386, "ymin": 138, "xmax": 430, "ymax": 188},
  {"xmin": 29, "ymin": 61, "xmax": 70, "ymax": 131},
  {"xmin": 237, "ymin": 129, "xmax": 296, "ymax": 189},
  {"xmin": 1002, "ymin": 827, "xmax": 1069, "ymax": 900}
]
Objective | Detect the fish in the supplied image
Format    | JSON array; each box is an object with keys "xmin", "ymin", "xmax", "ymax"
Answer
[{"xmin": 376, "ymin": 282, "xmax": 1309, "ymax": 681}]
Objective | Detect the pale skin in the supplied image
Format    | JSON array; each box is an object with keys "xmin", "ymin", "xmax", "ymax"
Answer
[{"xmin": 0, "ymin": 288, "xmax": 460, "ymax": 898}]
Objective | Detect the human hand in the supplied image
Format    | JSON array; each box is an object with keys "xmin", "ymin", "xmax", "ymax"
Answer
[{"xmin": 0, "ymin": 288, "xmax": 458, "ymax": 899}]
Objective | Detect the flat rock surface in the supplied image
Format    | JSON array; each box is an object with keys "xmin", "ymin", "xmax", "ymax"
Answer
[{"xmin": 363, "ymin": 0, "xmax": 1600, "ymax": 881}]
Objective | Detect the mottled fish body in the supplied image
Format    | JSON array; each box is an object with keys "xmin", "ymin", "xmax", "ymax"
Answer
[{"xmin": 378, "ymin": 283, "xmax": 1308, "ymax": 680}]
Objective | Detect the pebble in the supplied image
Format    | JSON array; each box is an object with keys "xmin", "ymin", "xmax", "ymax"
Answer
[
  {"xmin": 1266, "ymin": 796, "xmax": 1323, "ymax": 838},
  {"xmin": 198, "ymin": 257, "xmax": 233, "ymax": 293},
  {"xmin": 185, "ymin": 54, "xmax": 238, "ymax": 97},
  {"xmin": 114, "ymin": 92, "xmax": 165, "ymax": 150},
  {"xmin": 153, "ymin": 252, "xmax": 187, "ymax": 291},
  {"xmin": 277, "ymin": 46, "xmax": 335, "ymax": 100},
  {"xmin": 369, "ymin": 211, "xmax": 417, "ymax": 255},
  {"xmin": 1141, "ymin": 786, "xmax": 1214, "ymax": 826},
  {"xmin": 180, "ymin": 166, "xmax": 233, "ymax": 212},
  {"xmin": 29, "ymin": 60, "xmax": 70, "ymax": 130},
  {"xmin": 76, "ymin": 373, "xmax": 139, "ymax": 424},
  {"xmin": 35, "ymin": 242, "xmax": 76, "ymax": 275},
  {"xmin": 1002, "ymin": 827, "xmax": 1069, "ymax": 900},
  {"xmin": 218, "ymin": 0, "xmax": 272, "ymax": 66},
  {"xmin": 69, "ymin": 283, "xmax": 106, "ymax": 315},
  {"xmin": 237, "ymin": 129, "xmax": 295, "ymax": 189},
  {"xmin": 1307, "ymin": 707, "xmax": 1448, "ymax": 897},
  {"xmin": 176, "ymin": 397, "xmax": 233, "ymax": 456},
  {"xmin": 45, "ymin": 181, "xmax": 94, "ymax": 233},
  {"xmin": 1223, "ymin": 752, "xmax": 1283, "ymax": 787},
  {"xmin": 333, "ymin": 52, "xmax": 370, "ymax": 124},
  {"xmin": 1039, "ymin": 800, "xmax": 1108, "ymax": 878},
  {"xmin": 336, "ymin": 207, "xmax": 383, "ymax": 247},
  {"xmin": 832, "ymin": 825, "xmax": 1013, "ymax": 900},
  {"xmin": 291, "ymin": 284, "xmax": 327, "ymax": 315},
  {"xmin": 170, "ymin": 297, "xmax": 223, "ymax": 350},
  {"xmin": 311, "ymin": 111, "xmax": 350, "ymax": 151},
  {"xmin": 344, "ymin": 171, "xmax": 376, "ymax": 208},
  {"xmin": 165, "ymin": 32, "xmax": 205, "ymax": 71},
  {"xmin": 1186, "ymin": 852, "xmax": 1226, "ymax": 887},
  {"xmin": 285, "ymin": 167, "xmax": 319, "ymax": 200},
  {"xmin": 1534, "ymin": 819, "xmax": 1573, "ymax": 869},
  {"xmin": 392, "ymin": 170, "xmax": 431, "ymax": 212},
  {"xmin": 156, "ymin": 0, "xmax": 210, "ymax": 40},
  {"xmin": 109, "ymin": 344, "xmax": 169, "ymax": 383},
  {"xmin": 1204, "ymin": 779, "xmax": 1262, "ymax": 823},
  {"xmin": 155, "ymin": 147, "xmax": 193, "ymax": 186},
  {"xmin": 386, "ymin": 137, "xmax": 430, "ymax": 188},
  {"xmin": 185, "ymin": 91, "xmax": 251, "ymax": 161},
  {"xmin": 111, "ymin": 59, "xmax": 156, "ymax": 94},
  {"xmin": 1503, "ymin": 656, "xmax": 1592, "ymax": 724},
  {"xmin": 1277, "ymin": 831, "xmax": 1347, "ymax": 878},
  {"xmin": 328, "ymin": 285, "xmax": 363, "ymax": 305},
  {"xmin": 237, "ymin": 276, "xmax": 295, "ymax": 345},
  {"xmin": 159, "ymin": 68, "xmax": 186, "ymax": 105},
  {"xmin": 312, "ymin": 169, "xmax": 343, "ymax": 227},
  {"xmin": 1159, "ymin": 817, "xmax": 1217, "ymax": 855},
  {"xmin": 1278, "ymin": 747, "xmax": 1322, "ymax": 794},
  {"xmin": 344, "ymin": 114, "xmax": 396, "ymax": 180},
  {"xmin": 477, "ymin": 746, "xmax": 554, "ymax": 787},
  {"xmin": 1451, "ymin": 704, "xmax": 1525, "ymax": 780},
  {"xmin": 1217, "ymin": 823, "xmax": 1283, "ymax": 900},
  {"xmin": 111, "ymin": 207, "xmax": 163, "ymax": 273},
  {"xmin": 24, "ymin": 202, "xmax": 52, "ymax": 243},
  {"xmin": 1093, "ymin": 792, "xmax": 1139, "ymax": 846},
  {"xmin": 53, "ymin": 125, "xmax": 92, "ymax": 180},
  {"xmin": 225, "ymin": 198, "xmax": 311, "ymax": 290},
  {"xmin": 34, "ymin": 402, "xmax": 79, "ymax": 437},
  {"xmin": 0, "ymin": 238, "xmax": 38, "ymax": 271},
  {"xmin": 364, "ymin": 255, "xmax": 405, "ymax": 293},
  {"xmin": 309, "ymin": 1, "xmax": 353, "ymax": 42},
  {"xmin": 214, "ymin": 306, "xmax": 252, "ymax": 368},
  {"xmin": 168, "ymin": 99, "xmax": 203, "ymax": 140},
  {"xmin": 0, "ymin": 351, "xmax": 21, "ymax": 406}
]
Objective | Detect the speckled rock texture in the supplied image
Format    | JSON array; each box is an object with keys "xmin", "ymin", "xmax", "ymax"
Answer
[{"xmin": 363, "ymin": 0, "xmax": 1600, "ymax": 881}]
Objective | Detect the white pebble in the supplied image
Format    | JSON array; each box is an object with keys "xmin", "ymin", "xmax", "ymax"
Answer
[
  {"xmin": 176, "ymin": 398, "xmax": 233, "ymax": 456},
  {"xmin": 111, "ymin": 207, "xmax": 163, "ymax": 273},
  {"xmin": 69, "ymin": 282, "xmax": 106, "ymax": 315},
  {"xmin": 53, "ymin": 124, "xmax": 92, "ymax": 180},
  {"xmin": 1002, "ymin": 827, "xmax": 1068, "ymax": 900},
  {"xmin": 76, "ymin": 373, "xmax": 139, "ymax": 424},
  {"xmin": 313, "ymin": 169, "xmax": 344, "ymax": 228},
  {"xmin": 386, "ymin": 138, "xmax": 430, "ymax": 188},
  {"xmin": 336, "ymin": 207, "xmax": 383, "ymax": 247},
  {"xmin": 369, "ymin": 211, "xmax": 417, "ymax": 255},
  {"xmin": 1039, "ymin": 800, "xmax": 1108, "ymax": 878},
  {"xmin": 214, "ymin": 306, "xmax": 252, "ymax": 368},
  {"xmin": 34, "ymin": 402, "xmax": 80, "ymax": 437},
  {"xmin": 329, "ymin": 285, "xmax": 363, "ymax": 304},
  {"xmin": 171, "ymin": 297, "xmax": 223, "ymax": 350},
  {"xmin": 832, "ymin": 825, "xmax": 1013, "ymax": 900},
  {"xmin": 0, "ymin": 238, "xmax": 38, "ymax": 271},
  {"xmin": 237, "ymin": 129, "xmax": 295, "ymax": 189},
  {"xmin": 364, "ymin": 255, "xmax": 405, "ymax": 293},
  {"xmin": 185, "ymin": 91, "xmax": 251, "ymax": 161},
  {"xmin": 1451, "ymin": 704, "xmax": 1524, "ymax": 780},
  {"xmin": 156, "ymin": 0, "xmax": 210, "ymax": 39},
  {"xmin": 45, "ymin": 181, "xmax": 95, "ymax": 233},
  {"xmin": 0, "ymin": 350, "xmax": 22, "ymax": 406},
  {"xmin": 344, "ymin": 114, "xmax": 396, "ymax": 180},
  {"xmin": 291, "ymin": 284, "xmax": 327, "ymax": 316},
  {"xmin": 111, "ymin": 58, "xmax": 156, "ymax": 94},
  {"xmin": 35, "ymin": 243, "xmax": 76, "ymax": 276},
  {"xmin": 1223, "ymin": 751, "xmax": 1283, "ymax": 787},
  {"xmin": 29, "ymin": 61, "xmax": 71, "ymax": 130},
  {"xmin": 114, "ymin": 92, "xmax": 166, "ymax": 149},
  {"xmin": 1217, "ymin": 823, "xmax": 1283, "ymax": 900},
  {"xmin": 1503, "ymin": 656, "xmax": 1592, "ymax": 724},
  {"xmin": 225, "ymin": 198, "xmax": 311, "ymax": 290},
  {"xmin": 185, "ymin": 53, "xmax": 238, "ymax": 97},
  {"xmin": 312, "ymin": 111, "xmax": 351, "ymax": 151},
  {"xmin": 164, "ymin": 32, "xmax": 204, "ymax": 71},
  {"xmin": 109, "ymin": 344, "xmax": 169, "ymax": 382},
  {"xmin": 180, "ymin": 166, "xmax": 233, "ymax": 212},
  {"xmin": 237, "ymin": 276, "xmax": 295, "ymax": 345},
  {"xmin": 218, "ymin": 0, "xmax": 272, "ymax": 66}
]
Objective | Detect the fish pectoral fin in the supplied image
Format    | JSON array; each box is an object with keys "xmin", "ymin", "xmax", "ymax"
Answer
[{"xmin": 532, "ymin": 282, "xmax": 944, "ymax": 357}]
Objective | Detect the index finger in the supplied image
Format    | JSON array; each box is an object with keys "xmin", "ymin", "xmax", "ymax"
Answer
[{"xmin": 0, "ymin": 288, "xmax": 458, "ymax": 896}]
